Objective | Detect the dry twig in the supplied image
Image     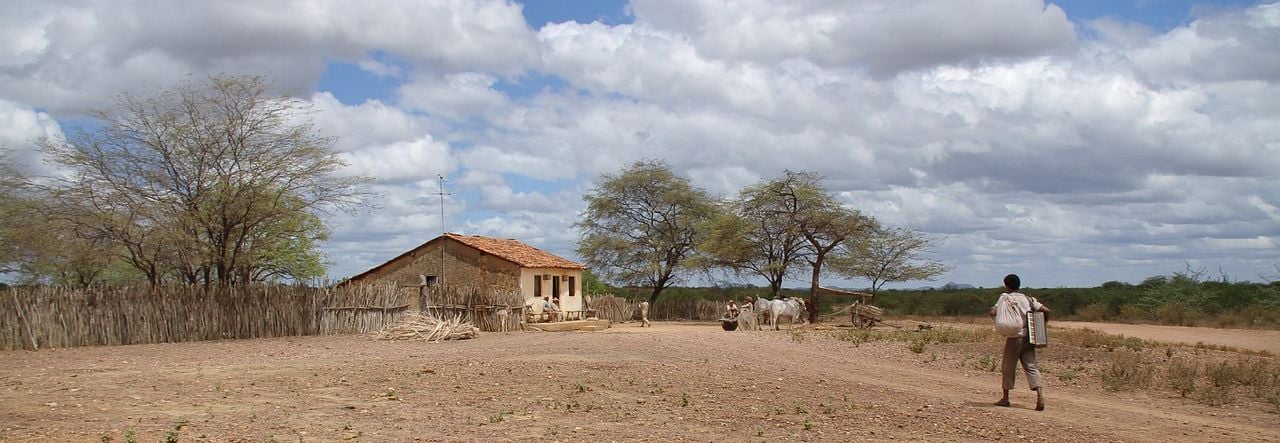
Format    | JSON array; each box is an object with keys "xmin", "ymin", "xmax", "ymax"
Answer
[{"xmin": 374, "ymin": 313, "xmax": 479, "ymax": 342}]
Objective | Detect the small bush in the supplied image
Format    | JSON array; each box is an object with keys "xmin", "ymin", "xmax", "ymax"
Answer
[
  {"xmin": 975, "ymin": 355, "xmax": 998, "ymax": 372},
  {"xmin": 908, "ymin": 339, "xmax": 927, "ymax": 354},
  {"xmin": 1118, "ymin": 305, "xmax": 1151, "ymax": 322},
  {"xmin": 1164, "ymin": 358, "xmax": 1198, "ymax": 398},
  {"xmin": 1207, "ymin": 361, "xmax": 1243, "ymax": 388},
  {"xmin": 1263, "ymin": 385, "xmax": 1280, "ymax": 413},
  {"xmin": 1229, "ymin": 357, "xmax": 1274, "ymax": 387},
  {"xmin": 165, "ymin": 416, "xmax": 188, "ymax": 443},
  {"xmin": 1101, "ymin": 352, "xmax": 1154, "ymax": 391},
  {"xmin": 1195, "ymin": 384, "xmax": 1234, "ymax": 406},
  {"xmin": 1155, "ymin": 304, "xmax": 1200, "ymax": 326},
  {"xmin": 1057, "ymin": 328, "xmax": 1146, "ymax": 351},
  {"xmin": 1074, "ymin": 304, "xmax": 1108, "ymax": 321}
]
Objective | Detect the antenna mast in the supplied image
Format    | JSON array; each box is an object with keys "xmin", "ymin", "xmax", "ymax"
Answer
[{"xmin": 435, "ymin": 174, "xmax": 452, "ymax": 288}]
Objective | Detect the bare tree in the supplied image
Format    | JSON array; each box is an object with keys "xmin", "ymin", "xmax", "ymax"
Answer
[{"xmin": 37, "ymin": 75, "xmax": 371, "ymax": 285}]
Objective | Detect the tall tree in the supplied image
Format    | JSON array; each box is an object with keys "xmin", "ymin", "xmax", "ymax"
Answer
[
  {"xmin": 1, "ymin": 148, "xmax": 137, "ymax": 286},
  {"xmin": 37, "ymin": 75, "xmax": 371, "ymax": 285},
  {"xmin": 800, "ymin": 203, "xmax": 877, "ymax": 322},
  {"xmin": 575, "ymin": 160, "xmax": 717, "ymax": 304},
  {"xmin": 831, "ymin": 226, "xmax": 951, "ymax": 296},
  {"xmin": 701, "ymin": 171, "xmax": 818, "ymax": 298},
  {"xmin": 0, "ymin": 149, "xmax": 28, "ymax": 275}
]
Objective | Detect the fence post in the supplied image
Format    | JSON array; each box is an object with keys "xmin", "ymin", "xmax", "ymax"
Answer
[{"xmin": 11, "ymin": 291, "xmax": 38, "ymax": 350}]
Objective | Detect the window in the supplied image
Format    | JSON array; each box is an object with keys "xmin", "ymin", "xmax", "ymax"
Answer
[
  {"xmin": 568, "ymin": 276, "xmax": 576, "ymax": 297},
  {"xmin": 552, "ymin": 275, "xmax": 561, "ymax": 299},
  {"xmin": 420, "ymin": 275, "xmax": 437, "ymax": 287},
  {"xmin": 534, "ymin": 275, "xmax": 542, "ymax": 297}
]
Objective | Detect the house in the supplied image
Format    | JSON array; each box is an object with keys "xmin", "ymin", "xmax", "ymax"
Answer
[{"xmin": 343, "ymin": 233, "xmax": 588, "ymax": 316}]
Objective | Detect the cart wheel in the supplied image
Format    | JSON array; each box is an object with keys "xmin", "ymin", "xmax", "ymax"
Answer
[{"xmin": 862, "ymin": 318, "xmax": 875, "ymax": 329}]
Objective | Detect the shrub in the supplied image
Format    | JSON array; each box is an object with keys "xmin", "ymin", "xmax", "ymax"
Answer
[
  {"xmin": 975, "ymin": 355, "xmax": 998, "ymax": 372},
  {"xmin": 1118, "ymin": 305, "xmax": 1151, "ymax": 322},
  {"xmin": 1206, "ymin": 360, "xmax": 1244, "ymax": 388},
  {"xmin": 1101, "ymin": 352, "xmax": 1153, "ymax": 391},
  {"xmin": 1074, "ymin": 303, "xmax": 1108, "ymax": 321},
  {"xmin": 1264, "ymin": 385, "xmax": 1280, "ymax": 413},
  {"xmin": 1195, "ymin": 384, "xmax": 1234, "ymax": 406},
  {"xmin": 1155, "ymin": 303, "xmax": 1200, "ymax": 326},
  {"xmin": 1164, "ymin": 358, "xmax": 1198, "ymax": 398},
  {"xmin": 908, "ymin": 338, "xmax": 927, "ymax": 354},
  {"xmin": 1057, "ymin": 328, "xmax": 1145, "ymax": 351}
]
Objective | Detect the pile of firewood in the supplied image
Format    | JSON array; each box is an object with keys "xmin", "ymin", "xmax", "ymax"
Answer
[{"xmin": 374, "ymin": 313, "xmax": 479, "ymax": 342}]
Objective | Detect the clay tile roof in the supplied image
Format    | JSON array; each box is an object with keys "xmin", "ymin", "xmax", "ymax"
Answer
[{"xmin": 445, "ymin": 233, "xmax": 586, "ymax": 270}]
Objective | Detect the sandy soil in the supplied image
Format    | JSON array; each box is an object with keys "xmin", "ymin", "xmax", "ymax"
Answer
[
  {"xmin": 1, "ymin": 321, "xmax": 1277, "ymax": 442},
  {"xmin": 1053, "ymin": 321, "xmax": 1280, "ymax": 355}
]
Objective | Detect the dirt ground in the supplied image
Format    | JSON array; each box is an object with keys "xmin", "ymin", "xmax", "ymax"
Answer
[{"xmin": 1, "ymin": 321, "xmax": 1278, "ymax": 442}]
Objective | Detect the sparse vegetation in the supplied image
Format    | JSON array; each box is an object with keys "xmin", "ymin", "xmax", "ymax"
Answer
[
  {"xmin": 908, "ymin": 338, "xmax": 927, "ymax": 354},
  {"xmin": 1056, "ymin": 328, "xmax": 1147, "ymax": 351},
  {"xmin": 1101, "ymin": 352, "xmax": 1154, "ymax": 391},
  {"xmin": 975, "ymin": 355, "xmax": 998, "ymax": 372},
  {"xmin": 1165, "ymin": 358, "xmax": 1199, "ymax": 398},
  {"xmin": 165, "ymin": 416, "xmax": 188, "ymax": 443}
]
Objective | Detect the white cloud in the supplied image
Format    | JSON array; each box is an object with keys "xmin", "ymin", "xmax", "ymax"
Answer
[
  {"xmin": 1128, "ymin": 3, "xmax": 1280, "ymax": 83},
  {"xmin": 0, "ymin": 99, "xmax": 63, "ymax": 176},
  {"xmin": 341, "ymin": 137, "xmax": 454, "ymax": 184},
  {"xmin": 398, "ymin": 72, "xmax": 511, "ymax": 120},
  {"xmin": 0, "ymin": 0, "xmax": 538, "ymax": 114},
  {"xmin": 629, "ymin": 0, "xmax": 1077, "ymax": 75}
]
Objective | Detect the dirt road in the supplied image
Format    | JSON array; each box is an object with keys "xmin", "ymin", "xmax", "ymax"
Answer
[
  {"xmin": 1054, "ymin": 321, "xmax": 1280, "ymax": 354},
  {"xmin": 1, "ymin": 322, "xmax": 1276, "ymax": 442}
]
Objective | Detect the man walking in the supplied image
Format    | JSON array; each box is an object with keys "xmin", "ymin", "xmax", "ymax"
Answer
[{"xmin": 990, "ymin": 274, "xmax": 1051, "ymax": 411}]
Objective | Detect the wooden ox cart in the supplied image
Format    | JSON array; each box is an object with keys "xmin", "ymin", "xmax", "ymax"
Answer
[
  {"xmin": 849, "ymin": 302, "xmax": 883, "ymax": 329},
  {"xmin": 819, "ymin": 286, "xmax": 884, "ymax": 329}
]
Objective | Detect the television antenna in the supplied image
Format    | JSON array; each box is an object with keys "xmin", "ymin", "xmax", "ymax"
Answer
[{"xmin": 434, "ymin": 174, "xmax": 452, "ymax": 287}]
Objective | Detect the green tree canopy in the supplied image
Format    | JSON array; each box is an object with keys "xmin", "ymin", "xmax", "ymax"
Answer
[
  {"xmin": 575, "ymin": 160, "xmax": 717, "ymax": 304},
  {"xmin": 831, "ymin": 226, "xmax": 950, "ymax": 296},
  {"xmin": 701, "ymin": 171, "xmax": 818, "ymax": 298}
]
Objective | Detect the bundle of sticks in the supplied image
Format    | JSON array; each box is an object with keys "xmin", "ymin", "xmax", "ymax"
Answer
[{"xmin": 375, "ymin": 313, "xmax": 480, "ymax": 342}]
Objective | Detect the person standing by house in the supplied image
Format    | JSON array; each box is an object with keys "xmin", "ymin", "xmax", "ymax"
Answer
[
  {"xmin": 638, "ymin": 300, "xmax": 651, "ymax": 327},
  {"xmin": 990, "ymin": 274, "xmax": 1051, "ymax": 411}
]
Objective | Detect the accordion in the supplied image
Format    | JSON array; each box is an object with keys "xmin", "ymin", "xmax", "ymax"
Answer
[{"xmin": 1026, "ymin": 311, "xmax": 1048, "ymax": 347}]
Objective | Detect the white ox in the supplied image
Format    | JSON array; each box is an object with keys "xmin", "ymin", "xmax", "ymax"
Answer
[
  {"xmin": 767, "ymin": 298, "xmax": 808, "ymax": 330},
  {"xmin": 749, "ymin": 297, "xmax": 772, "ymax": 331}
]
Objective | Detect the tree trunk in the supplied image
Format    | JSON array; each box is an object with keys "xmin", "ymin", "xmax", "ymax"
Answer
[
  {"xmin": 808, "ymin": 256, "xmax": 824, "ymax": 323},
  {"xmin": 648, "ymin": 286, "xmax": 664, "ymax": 305}
]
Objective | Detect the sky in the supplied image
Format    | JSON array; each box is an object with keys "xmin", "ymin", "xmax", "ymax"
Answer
[{"xmin": 2, "ymin": 0, "xmax": 1278, "ymax": 289}]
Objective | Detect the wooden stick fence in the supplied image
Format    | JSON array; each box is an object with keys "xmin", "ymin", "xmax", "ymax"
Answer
[
  {"xmin": 0, "ymin": 285, "xmax": 321, "ymax": 350},
  {"xmin": 1, "ymin": 283, "xmax": 526, "ymax": 351},
  {"xmin": 418, "ymin": 285, "xmax": 523, "ymax": 333},
  {"xmin": 588, "ymin": 294, "xmax": 725, "ymax": 322}
]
